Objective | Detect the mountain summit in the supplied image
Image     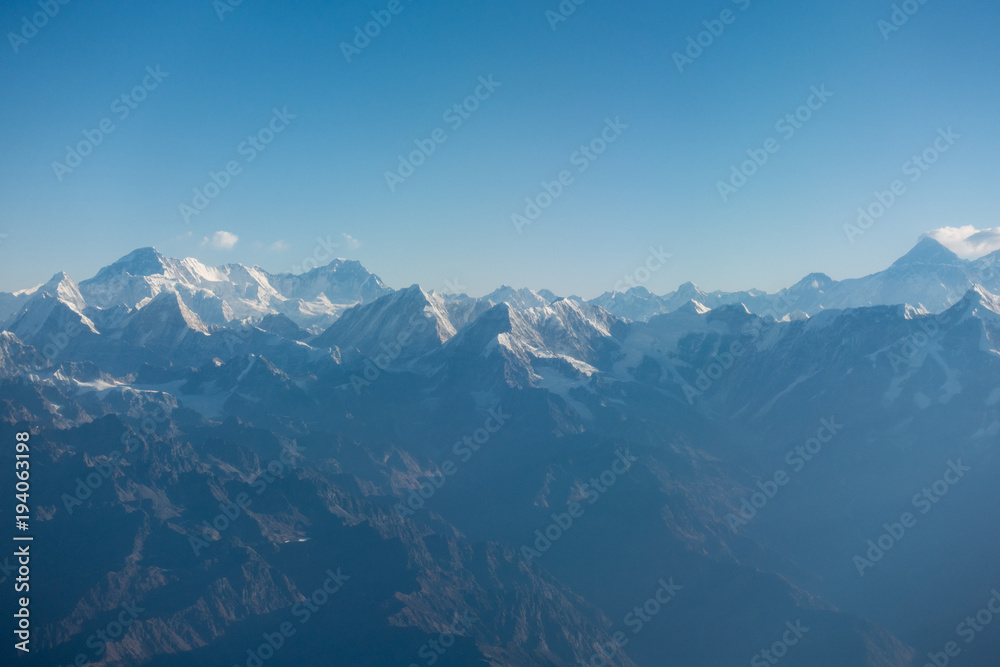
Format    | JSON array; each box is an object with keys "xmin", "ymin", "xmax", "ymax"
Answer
[{"xmin": 891, "ymin": 236, "xmax": 962, "ymax": 267}]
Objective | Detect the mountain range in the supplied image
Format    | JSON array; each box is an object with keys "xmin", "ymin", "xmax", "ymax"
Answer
[{"xmin": 2, "ymin": 236, "xmax": 999, "ymax": 666}]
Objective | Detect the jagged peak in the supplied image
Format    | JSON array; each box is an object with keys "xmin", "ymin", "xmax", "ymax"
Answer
[
  {"xmin": 675, "ymin": 299, "xmax": 710, "ymax": 315},
  {"xmin": 9, "ymin": 292, "xmax": 99, "ymax": 336},
  {"xmin": 484, "ymin": 285, "xmax": 549, "ymax": 309},
  {"xmin": 132, "ymin": 290, "xmax": 209, "ymax": 333},
  {"xmin": 537, "ymin": 288, "xmax": 559, "ymax": 302},
  {"xmin": 482, "ymin": 300, "xmax": 515, "ymax": 322},
  {"xmin": 951, "ymin": 284, "xmax": 1000, "ymax": 318},
  {"xmin": 393, "ymin": 283, "xmax": 434, "ymax": 305},
  {"xmin": 45, "ymin": 270, "xmax": 70, "ymax": 283},
  {"xmin": 710, "ymin": 302, "xmax": 752, "ymax": 317},
  {"xmin": 902, "ymin": 304, "xmax": 930, "ymax": 320},
  {"xmin": 16, "ymin": 271, "xmax": 88, "ymax": 312}
]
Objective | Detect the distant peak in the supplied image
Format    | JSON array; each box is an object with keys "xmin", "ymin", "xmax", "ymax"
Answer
[
  {"xmin": 83, "ymin": 246, "xmax": 168, "ymax": 284},
  {"xmin": 675, "ymin": 299, "xmax": 710, "ymax": 315},
  {"xmin": 121, "ymin": 246, "xmax": 165, "ymax": 263},
  {"xmin": 484, "ymin": 285, "xmax": 548, "ymax": 309},
  {"xmin": 313, "ymin": 258, "xmax": 355, "ymax": 270},
  {"xmin": 536, "ymin": 288, "xmax": 558, "ymax": 302},
  {"xmin": 486, "ymin": 285, "xmax": 526, "ymax": 297},
  {"xmin": 793, "ymin": 272, "xmax": 834, "ymax": 290},
  {"xmin": 893, "ymin": 237, "xmax": 962, "ymax": 267}
]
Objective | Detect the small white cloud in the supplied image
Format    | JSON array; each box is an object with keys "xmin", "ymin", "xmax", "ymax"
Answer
[
  {"xmin": 268, "ymin": 240, "xmax": 290, "ymax": 252},
  {"xmin": 342, "ymin": 233, "xmax": 361, "ymax": 250},
  {"xmin": 925, "ymin": 226, "xmax": 1000, "ymax": 259},
  {"xmin": 201, "ymin": 231, "xmax": 239, "ymax": 250}
]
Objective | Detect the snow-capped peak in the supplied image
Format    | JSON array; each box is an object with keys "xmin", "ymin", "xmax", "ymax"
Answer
[
  {"xmin": 675, "ymin": 299, "xmax": 711, "ymax": 315},
  {"xmin": 131, "ymin": 290, "xmax": 209, "ymax": 334},
  {"xmin": 892, "ymin": 237, "xmax": 962, "ymax": 267},
  {"xmin": 951, "ymin": 284, "xmax": 1000, "ymax": 321},
  {"xmin": 484, "ymin": 285, "xmax": 552, "ymax": 310}
]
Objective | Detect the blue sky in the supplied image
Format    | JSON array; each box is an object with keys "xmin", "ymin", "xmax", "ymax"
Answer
[{"xmin": 1, "ymin": 0, "xmax": 998, "ymax": 298}]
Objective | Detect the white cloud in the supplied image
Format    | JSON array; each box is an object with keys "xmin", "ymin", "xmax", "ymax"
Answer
[
  {"xmin": 342, "ymin": 233, "xmax": 361, "ymax": 250},
  {"xmin": 201, "ymin": 231, "xmax": 239, "ymax": 250},
  {"xmin": 925, "ymin": 226, "xmax": 1000, "ymax": 259},
  {"xmin": 268, "ymin": 240, "xmax": 290, "ymax": 252}
]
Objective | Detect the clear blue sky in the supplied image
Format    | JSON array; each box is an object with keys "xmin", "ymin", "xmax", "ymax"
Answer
[{"xmin": 1, "ymin": 0, "xmax": 998, "ymax": 298}]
